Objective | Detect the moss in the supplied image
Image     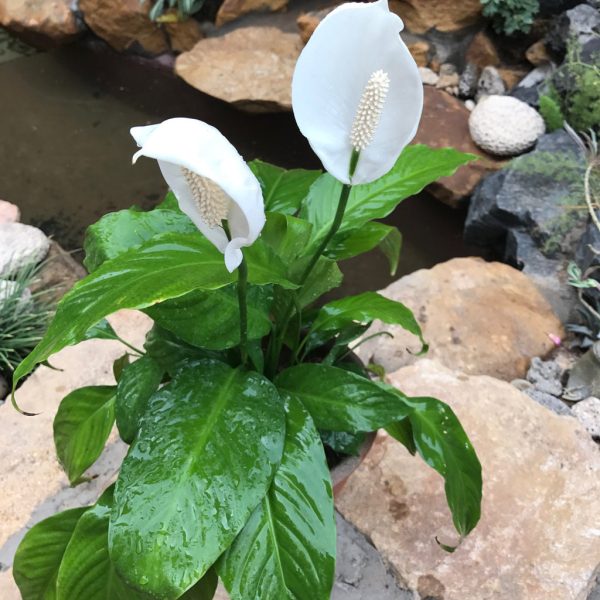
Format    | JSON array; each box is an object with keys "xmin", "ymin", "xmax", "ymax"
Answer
[{"xmin": 539, "ymin": 95, "xmax": 565, "ymax": 132}]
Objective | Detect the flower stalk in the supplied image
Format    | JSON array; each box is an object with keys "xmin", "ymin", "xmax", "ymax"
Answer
[{"xmin": 237, "ymin": 257, "xmax": 249, "ymax": 366}]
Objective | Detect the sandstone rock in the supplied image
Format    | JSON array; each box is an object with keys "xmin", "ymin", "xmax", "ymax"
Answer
[
  {"xmin": 336, "ymin": 360, "xmax": 600, "ymax": 600},
  {"xmin": 572, "ymin": 397, "xmax": 600, "ymax": 439},
  {"xmin": 469, "ymin": 95, "xmax": 545, "ymax": 157},
  {"xmin": 0, "ymin": 223, "xmax": 50, "ymax": 278},
  {"xmin": 79, "ymin": 0, "xmax": 169, "ymax": 55},
  {"xmin": 164, "ymin": 18, "xmax": 204, "ymax": 53},
  {"xmin": 0, "ymin": 0, "xmax": 82, "ymax": 48},
  {"xmin": 357, "ymin": 257, "xmax": 563, "ymax": 380},
  {"xmin": 0, "ymin": 200, "xmax": 19, "ymax": 224},
  {"xmin": 216, "ymin": 0, "xmax": 288, "ymax": 27},
  {"xmin": 389, "ymin": 0, "xmax": 482, "ymax": 33},
  {"xmin": 465, "ymin": 30, "xmax": 500, "ymax": 68},
  {"xmin": 175, "ymin": 27, "xmax": 301, "ymax": 112},
  {"xmin": 412, "ymin": 86, "xmax": 503, "ymax": 206},
  {"xmin": 475, "ymin": 65, "xmax": 506, "ymax": 100},
  {"xmin": 407, "ymin": 40, "xmax": 430, "ymax": 67},
  {"xmin": 526, "ymin": 39, "xmax": 552, "ymax": 66},
  {"xmin": 0, "ymin": 311, "xmax": 152, "ymax": 571},
  {"xmin": 418, "ymin": 66, "xmax": 439, "ymax": 85},
  {"xmin": 435, "ymin": 62, "xmax": 459, "ymax": 89},
  {"xmin": 297, "ymin": 8, "xmax": 332, "ymax": 44},
  {"xmin": 496, "ymin": 66, "xmax": 529, "ymax": 91}
]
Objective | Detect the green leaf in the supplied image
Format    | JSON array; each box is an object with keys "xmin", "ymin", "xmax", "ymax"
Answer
[
  {"xmin": 301, "ymin": 145, "xmax": 476, "ymax": 248},
  {"xmin": 180, "ymin": 569, "xmax": 218, "ymax": 600},
  {"xmin": 83, "ymin": 207, "xmax": 196, "ymax": 272},
  {"xmin": 115, "ymin": 356, "xmax": 164, "ymax": 444},
  {"xmin": 109, "ymin": 360, "xmax": 286, "ymax": 598},
  {"xmin": 310, "ymin": 291, "xmax": 427, "ymax": 353},
  {"xmin": 295, "ymin": 256, "xmax": 343, "ymax": 308},
  {"xmin": 144, "ymin": 325, "xmax": 231, "ymax": 376},
  {"xmin": 56, "ymin": 488, "xmax": 148, "ymax": 600},
  {"xmin": 276, "ymin": 364, "xmax": 410, "ymax": 433},
  {"xmin": 385, "ymin": 418, "xmax": 416, "ymax": 455},
  {"xmin": 112, "ymin": 353, "xmax": 130, "ymax": 383},
  {"xmin": 13, "ymin": 233, "xmax": 295, "ymax": 394},
  {"xmin": 320, "ymin": 430, "xmax": 366, "ymax": 456},
  {"xmin": 329, "ymin": 223, "xmax": 402, "ymax": 275},
  {"xmin": 145, "ymin": 285, "xmax": 272, "ymax": 350},
  {"xmin": 53, "ymin": 386, "xmax": 116, "ymax": 485},
  {"xmin": 261, "ymin": 212, "xmax": 314, "ymax": 264},
  {"xmin": 82, "ymin": 319, "xmax": 118, "ymax": 342},
  {"xmin": 13, "ymin": 507, "xmax": 88, "ymax": 600},
  {"xmin": 218, "ymin": 396, "xmax": 335, "ymax": 600},
  {"xmin": 249, "ymin": 160, "xmax": 322, "ymax": 214},
  {"xmin": 399, "ymin": 393, "xmax": 482, "ymax": 537}
]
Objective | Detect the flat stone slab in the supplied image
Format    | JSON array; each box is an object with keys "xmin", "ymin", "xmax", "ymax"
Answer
[
  {"xmin": 336, "ymin": 360, "xmax": 600, "ymax": 600},
  {"xmin": 357, "ymin": 257, "xmax": 563, "ymax": 381},
  {"xmin": 0, "ymin": 310, "xmax": 152, "ymax": 581}
]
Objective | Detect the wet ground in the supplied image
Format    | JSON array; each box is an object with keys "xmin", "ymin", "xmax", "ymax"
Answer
[{"xmin": 0, "ymin": 33, "xmax": 476, "ymax": 295}]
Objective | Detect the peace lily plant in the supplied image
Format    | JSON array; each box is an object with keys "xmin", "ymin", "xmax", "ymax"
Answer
[{"xmin": 12, "ymin": 2, "xmax": 482, "ymax": 599}]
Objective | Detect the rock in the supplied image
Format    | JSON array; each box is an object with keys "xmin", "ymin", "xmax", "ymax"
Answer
[
  {"xmin": 175, "ymin": 27, "xmax": 301, "ymax": 112},
  {"xmin": 407, "ymin": 40, "xmax": 430, "ymax": 67},
  {"xmin": 475, "ymin": 65, "xmax": 506, "ymax": 100},
  {"xmin": 0, "ymin": 280, "xmax": 32, "ymax": 312},
  {"xmin": 29, "ymin": 241, "xmax": 87, "ymax": 304},
  {"xmin": 0, "ymin": 223, "xmax": 50, "ymax": 278},
  {"xmin": 0, "ymin": 374, "xmax": 7, "ymax": 401},
  {"xmin": 572, "ymin": 397, "xmax": 600, "ymax": 439},
  {"xmin": 527, "ymin": 356, "xmax": 564, "ymax": 396},
  {"xmin": 412, "ymin": 87, "xmax": 504, "ymax": 206},
  {"xmin": 510, "ymin": 65, "xmax": 553, "ymax": 107},
  {"xmin": 546, "ymin": 4, "xmax": 600, "ymax": 59},
  {"xmin": 296, "ymin": 8, "xmax": 332, "ymax": 44},
  {"xmin": 565, "ymin": 344, "xmax": 600, "ymax": 402},
  {"xmin": 575, "ymin": 219, "xmax": 600, "ymax": 272},
  {"xmin": 0, "ymin": 311, "xmax": 152, "ymax": 576},
  {"xmin": 356, "ymin": 257, "xmax": 563, "ymax": 380},
  {"xmin": 469, "ymin": 95, "xmax": 545, "ymax": 157},
  {"xmin": 335, "ymin": 360, "xmax": 600, "ymax": 600},
  {"xmin": 465, "ymin": 130, "xmax": 587, "ymax": 257},
  {"xmin": 216, "ymin": 0, "xmax": 288, "ymax": 27},
  {"xmin": 0, "ymin": 200, "xmax": 19, "ymax": 224},
  {"xmin": 79, "ymin": 0, "xmax": 169, "ymax": 55},
  {"xmin": 458, "ymin": 63, "xmax": 479, "ymax": 98},
  {"xmin": 496, "ymin": 66, "xmax": 529, "ymax": 91},
  {"xmin": 465, "ymin": 30, "xmax": 500, "ymax": 68},
  {"xmin": 538, "ymin": 0, "xmax": 581, "ymax": 16},
  {"xmin": 418, "ymin": 66, "xmax": 439, "ymax": 85},
  {"xmin": 526, "ymin": 387, "xmax": 572, "ymax": 415},
  {"xmin": 435, "ymin": 62, "xmax": 459, "ymax": 89},
  {"xmin": 465, "ymin": 99, "xmax": 475, "ymax": 110},
  {"xmin": 526, "ymin": 39, "xmax": 552, "ymax": 66},
  {"xmin": 388, "ymin": 0, "xmax": 482, "ymax": 33},
  {"xmin": 164, "ymin": 18, "xmax": 204, "ymax": 53},
  {"xmin": 0, "ymin": 0, "xmax": 82, "ymax": 48}
]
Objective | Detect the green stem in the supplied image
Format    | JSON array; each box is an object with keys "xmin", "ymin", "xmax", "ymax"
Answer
[
  {"xmin": 237, "ymin": 257, "xmax": 249, "ymax": 366},
  {"xmin": 266, "ymin": 183, "xmax": 352, "ymax": 376}
]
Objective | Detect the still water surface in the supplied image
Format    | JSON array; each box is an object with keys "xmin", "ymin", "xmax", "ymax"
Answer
[{"xmin": 0, "ymin": 41, "xmax": 475, "ymax": 295}]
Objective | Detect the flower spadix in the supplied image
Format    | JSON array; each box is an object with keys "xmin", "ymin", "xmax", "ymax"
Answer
[
  {"xmin": 131, "ymin": 118, "xmax": 265, "ymax": 272},
  {"xmin": 292, "ymin": 0, "xmax": 423, "ymax": 185}
]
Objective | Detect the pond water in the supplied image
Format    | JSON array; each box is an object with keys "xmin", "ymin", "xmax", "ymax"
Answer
[{"xmin": 0, "ymin": 38, "xmax": 476, "ymax": 295}]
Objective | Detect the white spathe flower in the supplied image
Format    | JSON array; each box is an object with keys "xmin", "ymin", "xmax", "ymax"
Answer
[
  {"xmin": 291, "ymin": 0, "xmax": 423, "ymax": 185},
  {"xmin": 131, "ymin": 118, "xmax": 265, "ymax": 272}
]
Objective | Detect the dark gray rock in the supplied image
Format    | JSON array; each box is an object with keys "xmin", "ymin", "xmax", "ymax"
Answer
[
  {"xmin": 575, "ymin": 218, "xmax": 600, "ymax": 271},
  {"xmin": 546, "ymin": 3, "xmax": 600, "ymax": 59},
  {"xmin": 333, "ymin": 512, "xmax": 411, "ymax": 600},
  {"xmin": 527, "ymin": 356, "xmax": 564, "ymax": 396},
  {"xmin": 539, "ymin": 0, "xmax": 582, "ymax": 15},
  {"xmin": 0, "ymin": 374, "xmax": 7, "ymax": 402},
  {"xmin": 459, "ymin": 63, "xmax": 480, "ymax": 99},
  {"xmin": 525, "ymin": 388, "xmax": 573, "ymax": 415},
  {"xmin": 510, "ymin": 65, "xmax": 554, "ymax": 107},
  {"xmin": 581, "ymin": 36, "xmax": 600, "ymax": 63}
]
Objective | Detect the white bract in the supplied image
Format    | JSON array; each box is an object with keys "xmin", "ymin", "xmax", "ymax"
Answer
[
  {"xmin": 292, "ymin": 0, "xmax": 423, "ymax": 185},
  {"xmin": 131, "ymin": 118, "xmax": 265, "ymax": 272}
]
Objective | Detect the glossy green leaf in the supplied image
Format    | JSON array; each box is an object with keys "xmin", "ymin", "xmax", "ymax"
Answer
[
  {"xmin": 13, "ymin": 233, "xmax": 295, "ymax": 395},
  {"xmin": 310, "ymin": 291, "xmax": 426, "ymax": 352},
  {"xmin": 144, "ymin": 325, "xmax": 231, "ymax": 376},
  {"xmin": 329, "ymin": 223, "xmax": 402, "ymax": 275},
  {"xmin": 145, "ymin": 285, "xmax": 272, "ymax": 350},
  {"xmin": 218, "ymin": 396, "xmax": 335, "ymax": 600},
  {"xmin": 249, "ymin": 160, "xmax": 321, "ymax": 214},
  {"xmin": 109, "ymin": 360, "xmax": 286, "ymax": 598},
  {"xmin": 112, "ymin": 353, "xmax": 130, "ymax": 383},
  {"xmin": 53, "ymin": 386, "xmax": 116, "ymax": 485},
  {"xmin": 385, "ymin": 418, "xmax": 416, "ymax": 455},
  {"xmin": 56, "ymin": 488, "xmax": 148, "ymax": 600},
  {"xmin": 13, "ymin": 507, "xmax": 87, "ymax": 600},
  {"xmin": 82, "ymin": 319, "xmax": 118, "ymax": 342},
  {"xmin": 115, "ymin": 356, "xmax": 164, "ymax": 444},
  {"xmin": 320, "ymin": 430, "xmax": 366, "ymax": 456},
  {"xmin": 295, "ymin": 256, "xmax": 343, "ymax": 308},
  {"xmin": 276, "ymin": 364, "xmax": 410, "ymax": 433},
  {"xmin": 261, "ymin": 212, "xmax": 314, "ymax": 264},
  {"xmin": 301, "ymin": 145, "xmax": 476, "ymax": 248},
  {"xmin": 398, "ymin": 392, "xmax": 482, "ymax": 537},
  {"xmin": 180, "ymin": 569, "xmax": 218, "ymax": 600},
  {"xmin": 83, "ymin": 207, "xmax": 196, "ymax": 272}
]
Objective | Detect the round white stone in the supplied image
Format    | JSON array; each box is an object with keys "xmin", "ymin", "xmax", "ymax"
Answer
[
  {"xmin": 0, "ymin": 279, "xmax": 32, "ymax": 311},
  {"xmin": 469, "ymin": 95, "xmax": 546, "ymax": 157},
  {"xmin": 0, "ymin": 223, "xmax": 50, "ymax": 278}
]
